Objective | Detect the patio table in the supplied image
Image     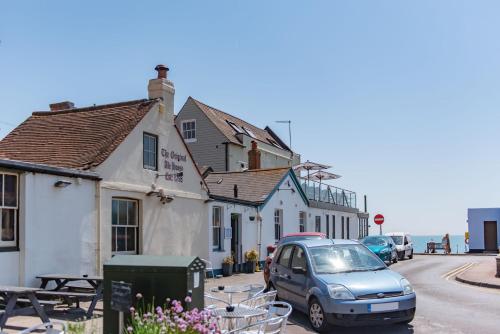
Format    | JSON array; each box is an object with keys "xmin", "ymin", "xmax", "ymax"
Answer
[
  {"xmin": 212, "ymin": 306, "xmax": 267, "ymax": 331},
  {"xmin": 209, "ymin": 285, "xmax": 251, "ymax": 305},
  {"xmin": 0, "ymin": 286, "xmax": 50, "ymax": 329},
  {"xmin": 36, "ymin": 274, "xmax": 103, "ymax": 317}
]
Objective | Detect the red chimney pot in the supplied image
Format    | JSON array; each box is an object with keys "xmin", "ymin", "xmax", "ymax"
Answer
[{"xmin": 155, "ymin": 64, "xmax": 169, "ymax": 79}]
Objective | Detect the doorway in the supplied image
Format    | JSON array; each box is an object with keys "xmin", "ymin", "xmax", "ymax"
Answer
[
  {"xmin": 231, "ymin": 213, "xmax": 242, "ymax": 272},
  {"xmin": 484, "ymin": 221, "xmax": 498, "ymax": 251}
]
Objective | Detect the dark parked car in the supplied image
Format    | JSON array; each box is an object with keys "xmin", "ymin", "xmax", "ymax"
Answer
[
  {"xmin": 269, "ymin": 239, "xmax": 416, "ymax": 331},
  {"xmin": 361, "ymin": 235, "xmax": 398, "ymax": 264}
]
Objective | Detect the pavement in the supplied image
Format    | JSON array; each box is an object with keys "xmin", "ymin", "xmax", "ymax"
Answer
[{"xmin": 455, "ymin": 256, "xmax": 500, "ymax": 289}]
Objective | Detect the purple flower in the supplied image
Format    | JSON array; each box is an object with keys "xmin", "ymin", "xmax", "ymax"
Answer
[
  {"xmin": 185, "ymin": 296, "xmax": 192, "ymax": 303},
  {"xmin": 136, "ymin": 293, "xmax": 143, "ymax": 299},
  {"xmin": 127, "ymin": 326, "xmax": 133, "ymax": 332},
  {"xmin": 129, "ymin": 306, "xmax": 135, "ymax": 313}
]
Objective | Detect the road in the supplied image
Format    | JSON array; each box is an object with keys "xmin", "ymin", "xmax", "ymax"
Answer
[
  {"xmin": 208, "ymin": 255, "xmax": 500, "ymax": 334},
  {"xmin": 285, "ymin": 255, "xmax": 500, "ymax": 334}
]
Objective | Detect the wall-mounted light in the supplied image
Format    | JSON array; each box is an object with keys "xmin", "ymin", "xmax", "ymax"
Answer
[{"xmin": 54, "ymin": 180, "xmax": 72, "ymax": 188}]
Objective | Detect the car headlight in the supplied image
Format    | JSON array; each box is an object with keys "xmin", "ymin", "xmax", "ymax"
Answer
[
  {"xmin": 400, "ymin": 278, "xmax": 414, "ymax": 295},
  {"xmin": 327, "ymin": 284, "xmax": 355, "ymax": 300}
]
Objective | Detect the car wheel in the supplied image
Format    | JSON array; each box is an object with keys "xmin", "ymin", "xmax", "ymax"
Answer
[
  {"xmin": 408, "ymin": 250, "xmax": 413, "ymax": 259},
  {"xmin": 398, "ymin": 252, "xmax": 405, "ymax": 261},
  {"xmin": 393, "ymin": 255, "xmax": 398, "ymax": 263},
  {"xmin": 308, "ymin": 298, "xmax": 330, "ymax": 332}
]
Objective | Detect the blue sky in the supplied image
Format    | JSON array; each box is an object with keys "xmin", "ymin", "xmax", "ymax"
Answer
[{"xmin": 2, "ymin": 1, "xmax": 500, "ymax": 234}]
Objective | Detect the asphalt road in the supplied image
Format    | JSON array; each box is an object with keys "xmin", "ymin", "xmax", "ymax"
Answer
[{"xmin": 284, "ymin": 255, "xmax": 500, "ymax": 334}]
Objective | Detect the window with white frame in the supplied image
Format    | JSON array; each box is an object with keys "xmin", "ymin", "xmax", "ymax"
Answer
[
  {"xmin": 315, "ymin": 216, "xmax": 321, "ymax": 232},
  {"xmin": 112, "ymin": 198, "xmax": 139, "ymax": 254},
  {"xmin": 143, "ymin": 133, "xmax": 158, "ymax": 170},
  {"xmin": 182, "ymin": 120, "xmax": 196, "ymax": 142},
  {"xmin": 299, "ymin": 211, "xmax": 306, "ymax": 232},
  {"xmin": 0, "ymin": 173, "xmax": 18, "ymax": 248},
  {"xmin": 212, "ymin": 206, "xmax": 223, "ymax": 251},
  {"xmin": 274, "ymin": 209, "xmax": 283, "ymax": 241}
]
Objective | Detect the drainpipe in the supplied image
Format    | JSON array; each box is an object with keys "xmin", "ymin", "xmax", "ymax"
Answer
[
  {"xmin": 95, "ymin": 181, "xmax": 101, "ymax": 275},
  {"xmin": 257, "ymin": 206, "xmax": 262, "ymax": 263}
]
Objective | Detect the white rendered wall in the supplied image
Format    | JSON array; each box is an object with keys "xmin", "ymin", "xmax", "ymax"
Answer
[
  {"xmin": 21, "ymin": 173, "xmax": 97, "ymax": 286},
  {"xmin": 0, "ymin": 252, "xmax": 19, "ymax": 285},
  {"xmin": 96, "ymin": 102, "xmax": 209, "ymax": 270},
  {"xmin": 467, "ymin": 208, "xmax": 500, "ymax": 251}
]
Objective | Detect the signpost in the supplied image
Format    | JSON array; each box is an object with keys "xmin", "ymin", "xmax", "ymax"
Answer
[
  {"xmin": 374, "ymin": 214, "xmax": 384, "ymax": 235},
  {"xmin": 111, "ymin": 281, "xmax": 132, "ymax": 334}
]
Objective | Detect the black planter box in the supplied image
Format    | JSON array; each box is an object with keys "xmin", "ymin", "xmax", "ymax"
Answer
[{"xmin": 246, "ymin": 261, "xmax": 256, "ymax": 273}]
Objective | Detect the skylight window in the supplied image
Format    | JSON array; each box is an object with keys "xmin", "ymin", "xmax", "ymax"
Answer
[
  {"xmin": 227, "ymin": 121, "xmax": 242, "ymax": 133},
  {"xmin": 267, "ymin": 138, "xmax": 282, "ymax": 149},
  {"xmin": 242, "ymin": 127, "xmax": 256, "ymax": 138}
]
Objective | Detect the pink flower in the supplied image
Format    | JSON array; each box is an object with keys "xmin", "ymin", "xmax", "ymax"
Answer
[
  {"xmin": 185, "ymin": 296, "xmax": 192, "ymax": 303},
  {"xmin": 136, "ymin": 293, "xmax": 143, "ymax": 299},
  {"xmin": 127, "ymin": 326, "xmax": 133, "ymax": 332}
]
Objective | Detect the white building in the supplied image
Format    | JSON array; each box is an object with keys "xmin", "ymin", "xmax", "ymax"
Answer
[
  {"xmin": 0, "ymin": 65, "xmax": 210, "ymax": 286},
  {"xmin": 467, "ymin": 208, "xmax": 500, "ymax": 253},
  {"xmin": 205, "ymin": 166, "xmax": 360, "ymax": 273}
]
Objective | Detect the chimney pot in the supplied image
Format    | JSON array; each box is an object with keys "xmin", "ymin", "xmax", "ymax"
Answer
[
  {"xmin": 49, "ymin": 101, "xmax": 75, "ymax": 112},
  {"xmin": 155, "ymin": 64, "xmax": 169, "ymax": 79}
]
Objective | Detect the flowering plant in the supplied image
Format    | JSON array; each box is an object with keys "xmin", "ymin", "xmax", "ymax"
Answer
[
  {"xmin": 127, "ymin": 294, "xmax": 220, "ymax": 334},
  {"xmin": 222, "ymin": 256, "xmax": 234, "ymax": 265},
  {"xmin": 244, "ymin": 249, "xmax": 259, "ymax": 262}
]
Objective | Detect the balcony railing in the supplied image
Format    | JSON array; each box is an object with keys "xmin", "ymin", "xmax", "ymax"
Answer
[{"xmin": 300, "ymin": 178, "xmax": 357, "ymax": 209}]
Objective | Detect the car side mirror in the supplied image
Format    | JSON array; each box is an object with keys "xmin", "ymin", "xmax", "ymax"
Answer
[
  {"xmin": 292, "ymin": 266, "xmax": 306, "ymax": 275},
  {"xmin": 404, "ymin": 241, "xmax": 408, "ymax": 245}
]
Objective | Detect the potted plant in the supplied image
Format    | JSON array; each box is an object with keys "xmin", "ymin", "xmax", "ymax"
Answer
[
  {"xmin": 244, "ymin": 249, "xmax": 259, "ymax": 273},
  {"xmin": 222, "ymin": 256, "xmax": 234, "ymax": 277}
]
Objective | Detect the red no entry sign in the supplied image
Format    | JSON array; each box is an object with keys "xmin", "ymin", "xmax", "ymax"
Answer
[{"xmin": 374, "ymin": 214, "xmax": 384, "ymax": 225}]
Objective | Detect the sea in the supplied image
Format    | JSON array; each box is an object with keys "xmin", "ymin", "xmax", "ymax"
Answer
[{"xmin": 412, "ymin": 235, "xmax": 466, "ymax": 254}]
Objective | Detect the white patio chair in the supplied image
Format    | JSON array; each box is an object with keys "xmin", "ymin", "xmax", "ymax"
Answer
[
  {"xmin": 204, "ymin": 292, "xmax": 230, "ymax": 309},
  {"xmin": 19, "ymin": 322, "xmax": 67, "ymax": 334},
  {"xmin": 227, "ymin": 301, "xmax": 293, "ymax": 334},
  {"xmin": 201, "ymin": 258, "xmax": 215, "ymax": 281},
  {"xmin": 247, "ymin": 284, "xmax": 265, "ymax": 298},
  {"xmin": 238, "ymin": 290, "xmax": 277, "ymax": 309}
]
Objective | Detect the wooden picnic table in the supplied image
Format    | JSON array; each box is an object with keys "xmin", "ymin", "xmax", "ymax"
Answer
[
  {"xmin": 0, "ymin": 286, "xmax": 52, "ymax": 329},
  {"xmin": 37, "ymin": 274, "xmax": 103, "ymax": 318}
]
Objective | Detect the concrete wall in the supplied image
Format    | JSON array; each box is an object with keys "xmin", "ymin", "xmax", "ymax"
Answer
[
  {"xmin": 96, "ymin": 102, "xmax": 209, "ymax": 271},
  {"xmin": 7, "ymin": 172, "xmax": 97, "ymax": 286},
  {"xmin": 175, "ymin": 99, "xmax": 227, "ymax": 171},
  {"xmin": 468, "ymin": 208, "xmax": 500, "ymax": 251}
]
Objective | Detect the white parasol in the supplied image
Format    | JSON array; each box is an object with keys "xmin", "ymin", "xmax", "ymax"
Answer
[{"xmin": 293, "ymin": 160, "xmax": 331, "ymax": 181}]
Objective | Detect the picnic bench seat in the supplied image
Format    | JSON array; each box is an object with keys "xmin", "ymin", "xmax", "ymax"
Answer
[
  {"xmin": 0, "ymin": 298, "xmax": 61, "ymax": 317},
  {"xmin": 35, "ymin": 291, "xmax": 96, "ymax": 308}
]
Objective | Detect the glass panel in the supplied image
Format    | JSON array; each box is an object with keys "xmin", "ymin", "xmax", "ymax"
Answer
[
  {"xmin": 291, "ymin": 247, "xmax": 307, "ymax": 269},
  {"xmin": 118, "ymin": 201, "xmax": 127, "ymax": 225},
  {"xmin": 112, "ymin": 227, "xmax": 117, "ymax": 252},
  {"xmin": 278, "ymin": 246, "xmax": 293, "ymax": 266},
  {"xmin": 126, "ymin": 227, "xmax": 136, "ymax": 252},
  {"xmin": 1, "ymin": 209, "xmax": 15, "ymax": 241},
  {"xmin": 127, "ymin": 201, "xmax": 137, "ymax": 226},
  {"xmin": 112, "ymin": 200, "xmax": 118, "ymax": 225},
  {"xmin": 4, "ymin": 175, "xmax": 17, "ymax": 207},
  {"xmin": 117, "ymin": 227, "xmax": 126, "ymax": 251}
]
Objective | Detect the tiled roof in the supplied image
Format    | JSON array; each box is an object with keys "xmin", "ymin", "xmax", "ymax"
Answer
[
  {"xmin": 205, "ymin": 167, "xmax": 290, "ymax": 204},
  {"xmin": 0, "ymin": 99, "xmax": 157, "ymax": 170},
  {"xmin": 189, "ymin": 97, "xmax": 287, "ymax": 149}
]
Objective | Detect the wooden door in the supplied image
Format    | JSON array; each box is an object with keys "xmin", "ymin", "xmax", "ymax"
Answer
[{"xmin": 484, "ymin": 221, "xmax": 498, "ymax": 251}]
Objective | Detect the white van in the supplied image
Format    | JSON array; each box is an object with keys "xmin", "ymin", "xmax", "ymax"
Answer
[{"xmin": 385, "ymin": 232, "xmax": 414, "ymax": 260}]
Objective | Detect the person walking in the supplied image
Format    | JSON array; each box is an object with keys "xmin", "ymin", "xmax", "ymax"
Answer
[{"xmin": 442, "ymin": 234, "xmax": 449, "ymax": 254}]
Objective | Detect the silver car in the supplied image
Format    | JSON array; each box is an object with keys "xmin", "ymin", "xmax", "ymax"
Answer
[{"xmin": 269, "ymin": 239, "xmax": 416, "ymax": 331}]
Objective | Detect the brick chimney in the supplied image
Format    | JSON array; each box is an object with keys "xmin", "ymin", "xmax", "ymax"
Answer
[
  {"xmin": 248, "ymin": 141, "xmax": 261, "ymax": 170},
  {"xmin": 148, "ymin": 64, "xmax": 175, "ymax": 120},
  {"xmin": 49, "ymin": 101, "xmax": 75, "ymax": 111}
]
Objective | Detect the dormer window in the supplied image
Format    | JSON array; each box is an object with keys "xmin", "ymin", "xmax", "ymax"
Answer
[
  {"xmin": 181, "ymin": 120, "xmax": 196, "ymax": 142},
  {"xmin": 143, "ymin": 132, "xmax": 158, "ymax": 171},
  {"xmin": 226, "ymin": 121, "xmax": 242, "ymax": 133}
]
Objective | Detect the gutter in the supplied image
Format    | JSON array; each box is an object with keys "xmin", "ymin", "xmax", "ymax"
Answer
[{"xmin": 0, "ymin": 159, "xmax": 101, "ymax": 180}]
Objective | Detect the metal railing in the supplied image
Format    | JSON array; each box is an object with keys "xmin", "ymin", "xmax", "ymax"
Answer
[{"xmin": 300, "ymin": 178, "xmax": 357, "ymax": 208}]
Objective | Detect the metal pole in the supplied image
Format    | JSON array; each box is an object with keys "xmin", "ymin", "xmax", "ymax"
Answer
[
  {"xmin": 379, "ymin": 224, "xmax": 382, "ymax": 236},
  {"xmin": 119, "ymin": 311, "xmax": 124, "ymax": 334}
]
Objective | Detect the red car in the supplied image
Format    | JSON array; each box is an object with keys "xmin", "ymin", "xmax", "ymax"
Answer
[{"xmin": 263, "ymin": 232, "xmax": 327, "ymax": 290}]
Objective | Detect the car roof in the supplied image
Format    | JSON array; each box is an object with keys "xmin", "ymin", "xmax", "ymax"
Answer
[
  {"xmin": 283, "ymin": 232, "xmax": 326, "ymax": 238},
  {"xmin": 290, "ymin": 238, "xmax": 360, "ymax": 248}
]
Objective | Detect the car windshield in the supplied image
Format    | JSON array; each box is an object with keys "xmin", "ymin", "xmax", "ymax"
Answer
[
  {"xmin": 309, "ymin": 244, "xmax": 385, "ymax": 274},
  {"xmin": 390, "ymin": 236, "xmax": 404, "ymax": 245},
  {"xmin": 362, "ymin": 236, "xmax": 388, "ymax": 246}
]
